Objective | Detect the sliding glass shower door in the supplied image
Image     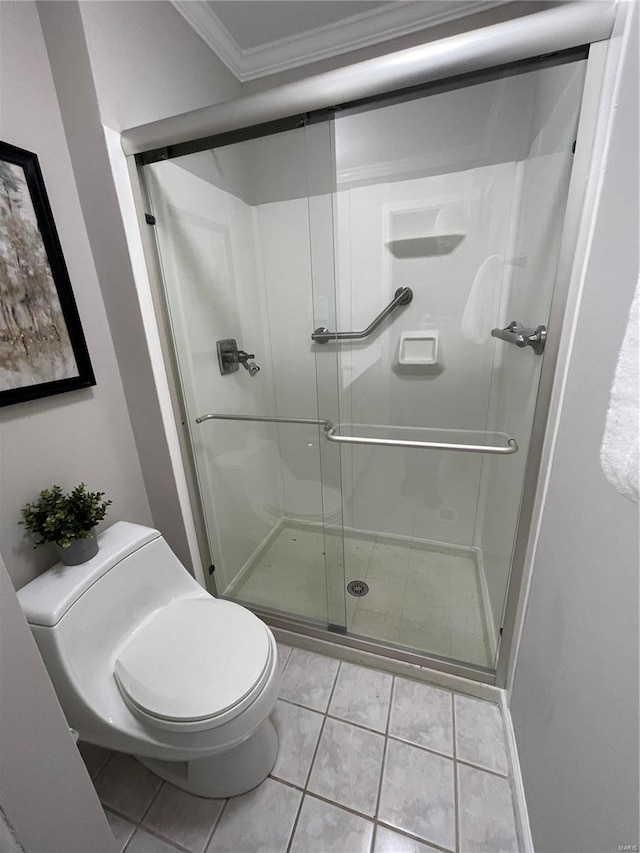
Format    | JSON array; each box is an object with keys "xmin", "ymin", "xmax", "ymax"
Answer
[
  {"xmin": 143, "ymin": 49, "xmax": 587, "ymax": 674},
  {"xmin": 145, "ymin": 119, "xmax": 348, "ymax": 630},
  {"xmin": 329, "ymin": 53, "xmax": 586, "ymax": 668}
]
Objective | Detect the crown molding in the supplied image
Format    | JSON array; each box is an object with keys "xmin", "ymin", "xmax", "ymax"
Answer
[{"xmin": 171, "ymin": 1, "xmax": 506, "ymax": 83}]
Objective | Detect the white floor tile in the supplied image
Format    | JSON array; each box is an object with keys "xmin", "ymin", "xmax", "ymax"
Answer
[
  {"xmin": 389, "ymin": 678, "xmax": 453, "ymax": 756},
  {"xmin": 104, "ymin": 809, "xmax": 135, "ymax": 853},
  {"xmin": 78, "ymin": 741, "xmax": 113, "ymax": 779},
  {"xmin": 271, "ymin": 700, "xmax": 324, "ymax": 787},
  {"xmin": 94, "ymin": 753, "xmax": 162, "ymax": 822},
  {"xmin": 307, "ymin": 718, "xmax": 385, "ymax": 817},
  {"xmin": 378, "ymin": 739, "xmax": 456, "ymax": 851},
  {"xmin": 289, "ymin": 796, "xmax": 374, "ymax": 853},
  {"xmin": 457, "ymin": 763, "xmax": 518, "ymax": 853},
  {"xmin": 373, "ymin": 825, "xmax": 440, "ymax": 853},
  {"xmin": 329, "ymin": 662, "xmax": 393, "ymax": 733},
  {"xmin": 126, "ymin": 827, "xmax": 182, "ymax": 853},
  {"xmin": 206, "ymin": 778, "xmax": 301, "ymax": 853},
  {"xmin": 279, "ymin": 648, "xmax": 340, "ymax": 712},
  {"xmin": 276, "ymin": 642, "xmax": 293, "ymax": 671},
  {"xmin": 142, "ymin": 782, "xmax": 225, "ymax": 853},
  {"xmin": 454, "ymin": 694, "xmax": 509, "ymax": 775}
]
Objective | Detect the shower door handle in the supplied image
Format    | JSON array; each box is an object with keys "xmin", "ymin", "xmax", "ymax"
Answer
[{"xmin": 491, "ymin": 322, "xmax": 546, "ymax": 355}]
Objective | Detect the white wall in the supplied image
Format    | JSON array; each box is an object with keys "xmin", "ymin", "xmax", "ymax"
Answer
[
  {"xmin": 0, "ymin": 558, "xmax": 116, "ymax": 852},
  {"xmin": 34, "ymin": 0, "xmax": 244, "ymax": 575},
  {"xmin": 0, "ymin": 1, "xmax": 153, "ymax": 590},
  {"xmin": 510, "ymin": 6, "xmax": 639, "ymax": 852},
  {"xmin": 79, "ymin": 0, "xmax": 240, "ymax": 132}
]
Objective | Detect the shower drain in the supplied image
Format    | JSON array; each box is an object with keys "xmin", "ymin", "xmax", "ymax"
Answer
[{"xmin": 347, "ymin": 580, "xmax": 369, "ymax": 597}]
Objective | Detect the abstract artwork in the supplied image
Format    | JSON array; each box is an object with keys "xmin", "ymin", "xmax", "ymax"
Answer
[{"xmin": 0, "ymin": 140, "xmax": 94, "ymax": 407}]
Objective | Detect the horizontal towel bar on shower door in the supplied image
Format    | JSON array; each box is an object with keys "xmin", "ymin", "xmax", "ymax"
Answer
[
  {"xmin": 323, "ymin": 425, "xmax": 518, "ymax": 454},
  {"xmin": 195, "ymin": 413, "xmax": 332, "ymax": 427},
  {"xmin": 195, "ymin": 413, "xmax": 518, "ymax": 455},
  {"xmin": 311, "ymin": 287, "xmax": 413, "ymax": 344}
]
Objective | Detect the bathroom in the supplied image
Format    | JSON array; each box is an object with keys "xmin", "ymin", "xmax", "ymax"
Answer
[{"xmin": 0, "ymin": 1, "xmax": 637, "ymax": 852}]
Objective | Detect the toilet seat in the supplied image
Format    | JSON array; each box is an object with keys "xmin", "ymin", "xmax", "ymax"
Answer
[{"xmin": 114, "ymin": 598, "xmax": 273, "ymax": 732}]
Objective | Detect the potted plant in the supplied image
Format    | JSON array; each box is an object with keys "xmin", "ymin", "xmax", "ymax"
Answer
[{"xmin": 19, "ymin": 483, "xmax": 112, "ymax": 566}]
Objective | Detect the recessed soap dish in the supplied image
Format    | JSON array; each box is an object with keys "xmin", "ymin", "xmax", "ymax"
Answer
[{"xmin": 398, "ymin": 331, "xmax": 439, "ymax": 366}]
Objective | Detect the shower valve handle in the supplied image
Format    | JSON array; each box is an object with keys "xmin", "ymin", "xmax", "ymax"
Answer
[
  {"xmin": 216, "ymin": 339, "xmax": 261, "ymax": 376},
  {"xmin": 237, "ymin": 350, "xmax": 260, "ymax": 376}
]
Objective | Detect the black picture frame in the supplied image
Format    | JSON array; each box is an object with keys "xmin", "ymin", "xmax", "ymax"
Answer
[{"xmin": 0, "ymin": 140, "xmax": 95, "ymax": 407}]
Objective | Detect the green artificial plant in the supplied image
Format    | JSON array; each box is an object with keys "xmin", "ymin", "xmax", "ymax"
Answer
[{"xmin": 19, "ymin": 483, "xmax": 112, "ymax": 549}]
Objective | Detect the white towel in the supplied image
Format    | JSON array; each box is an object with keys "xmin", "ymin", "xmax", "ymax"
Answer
[
  {"xmin": 600, "ymin": 277, "xmax": 640, "ymax": 503},
  {"xmin": 461, "ymin": 254, "xmax": 504, "ymax": 345}
]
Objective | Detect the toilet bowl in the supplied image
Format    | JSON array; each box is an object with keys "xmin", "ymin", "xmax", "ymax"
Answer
[{"xmin": 16, "ymin": 521, "xmax": 282, "ymax": 798}]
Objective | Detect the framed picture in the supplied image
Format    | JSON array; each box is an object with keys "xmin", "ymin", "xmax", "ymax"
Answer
[{"xmin": 0, "ymin": 140, "xmax": 95, "ymax": 407}]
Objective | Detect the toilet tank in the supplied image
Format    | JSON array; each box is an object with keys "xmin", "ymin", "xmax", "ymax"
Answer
[{"xmin": 17, "ymin": 521, "xmax": 205, "ymax": 638}]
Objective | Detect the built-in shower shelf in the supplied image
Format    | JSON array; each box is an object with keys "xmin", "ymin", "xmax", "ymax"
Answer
[{"xmin": 387, "ymin": 234, "xmax": 465, "ymax": 257}]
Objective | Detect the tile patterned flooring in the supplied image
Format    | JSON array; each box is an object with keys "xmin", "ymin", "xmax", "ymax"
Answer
[
  {"xmin": 232, "ymin": 522, "xmax": 493, "ymax": 667},
  {"xmin": 81, "ymin": 644, "xmax": 519, "ymax": 853}
]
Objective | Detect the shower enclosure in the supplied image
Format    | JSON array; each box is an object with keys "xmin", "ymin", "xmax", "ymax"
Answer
[{"xmin": 139, "ymin": 49, "xmax": 588, "ymax": 679}]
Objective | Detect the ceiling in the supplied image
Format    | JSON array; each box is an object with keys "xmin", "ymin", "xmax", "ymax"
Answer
[{"xmin": 170, "ymin": 1, "xmax": 504, "ymax": 82}]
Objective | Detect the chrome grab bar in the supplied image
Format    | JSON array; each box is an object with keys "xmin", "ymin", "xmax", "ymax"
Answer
[
  {"xmin": 195, "ymin": 413, "xmax": 518, "ymax": 455},
  {"xmin": 311, "ymin": 287, "xmax": 413, "ymax": 344}
]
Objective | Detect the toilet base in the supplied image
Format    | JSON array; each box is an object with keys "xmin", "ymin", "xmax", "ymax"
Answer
[{"xmin": 136, "ymin": 717, "xmax": 279, "ymax": 798}]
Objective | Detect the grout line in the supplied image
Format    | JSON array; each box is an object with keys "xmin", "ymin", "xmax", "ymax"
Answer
[
  {"xmin": 90, "ymin": 749, "xmax": 115, "ymax": 781},
  {"xmin": 203, "ymin": 797, "xmax": 229, "ymax": 852},
  {"xmin": 452, "ymin": 691, "xmax": 460, "ymax": 853},
  {"xmin": 372, "ymin": 674, "xmax": 395, "ymax": 834},
  {"xmin": 385, "ymin": 732, "xmax": 455, "ymax": 763},
  {"xmin": 100, "ymin": 804, "xmax": 138, "ymax": 825},
  {"xmin": 277, "ymin": 644, "xmax": 294, "ymax": 672},
  {"xmin": 302, "ymin": 659, "xmax": 342, "ymax": 791},
  {"xmin": 455, "ymin": 757, "xmax": 510, "ymax": 780},
  {"xmin": 285, "ymin": 658, "xmax": 343, "ymax": 852},
  {"xmin": 128, "ymin": 822, "xmax": 192, "ymax": 853},
  {"xmin": 92, "ymin": 750, "xmax": 115, "ymax": 783},
  {"xmin": 369, "ymin": 825, "xmax": 376, "ymax": 853},
  {"xmin": 138, "ymin": 778, "xmax": 164, "ymax": 825},
  {"xmin": 269, "ymin": 773, "xmax": 306, "ymax": 792},
  {"xmin": 285, "ymin": 791, "xmax": 306, "ymax": 853},
  {"xmin": 278, "ymin": 696, "xmax": 388, "ymax": 737},
  {"xmin": 277, "ymin": 696, "xmax": 330, "ymax": 717},
  {"xmin": 301, "ymin": 790, "xmax": 377, "ymax": 824}
]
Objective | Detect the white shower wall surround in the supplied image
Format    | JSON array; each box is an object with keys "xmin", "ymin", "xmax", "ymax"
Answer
[{"xmin": 146, "ymin": 54, "xmax": 586, "ymax": 664}]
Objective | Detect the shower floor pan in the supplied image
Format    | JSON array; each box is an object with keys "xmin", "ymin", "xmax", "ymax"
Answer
[{"xmin": 226, "ymin": 519, "xmax": 495, "ymax": 668}]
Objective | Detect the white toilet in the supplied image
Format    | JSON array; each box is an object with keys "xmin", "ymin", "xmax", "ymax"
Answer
[{"xmin": 16, "ymin": 521, "xmax": 282, "ymax": 798}]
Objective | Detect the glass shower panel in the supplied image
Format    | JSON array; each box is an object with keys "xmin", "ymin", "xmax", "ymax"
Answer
[
  {"xmin": 144, "ymin": 125, "xmax": 342, "ymax": 627},
  {"xmin": 331, "ymin": 56, "xmax": 587, "ymax": 667}
]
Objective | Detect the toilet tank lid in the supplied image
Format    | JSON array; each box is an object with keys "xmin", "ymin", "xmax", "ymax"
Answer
[{"xmin": 16, "ymin": 522, "xmax": 161, "ymax": 627}]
